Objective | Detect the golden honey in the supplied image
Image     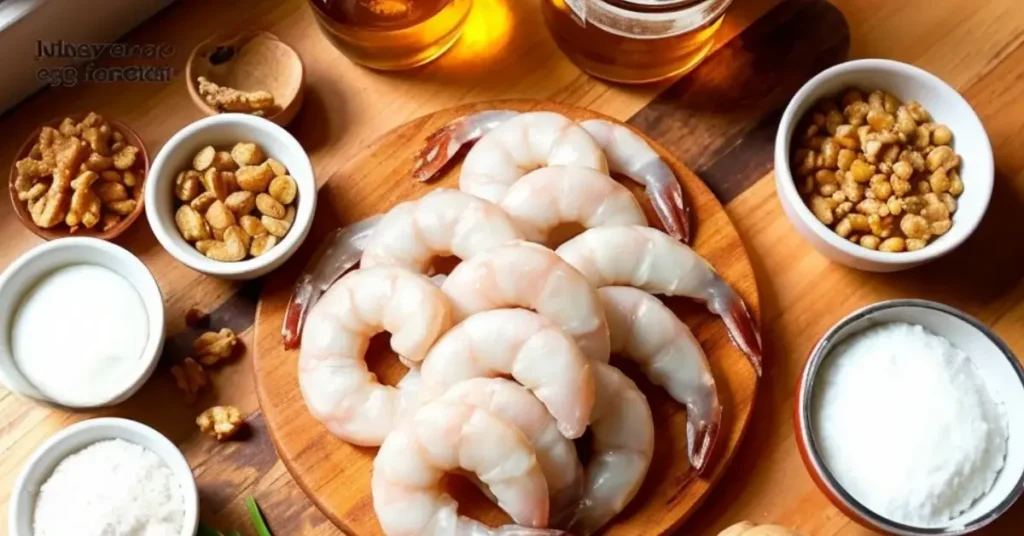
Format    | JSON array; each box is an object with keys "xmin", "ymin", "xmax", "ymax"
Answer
[
  {"xmin": 541, "ymin": 0, "xmax": 731, "ymax": 84},
  {"xmin": 308, "ymin": 0, "xmax": 472, "ymax": 70}
]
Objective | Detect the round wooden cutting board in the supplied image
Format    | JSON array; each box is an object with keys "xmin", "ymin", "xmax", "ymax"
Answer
[{"xmin": 252, "ymin": 100, "xmax": 761, "ymax": 535}]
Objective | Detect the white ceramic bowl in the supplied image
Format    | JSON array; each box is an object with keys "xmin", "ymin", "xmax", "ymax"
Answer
[
  {"xmin": 8, "ymin": 417, "xmax": 199, "ymax": 536},
  {"xmin": 775, "ymin": 59, "xmax": 994, "ymax": 272},
  {"xmin": 145, "ymin": 113, "xmax": 316, "ymax": 280},
  {"xmin": 796, "ymin": 299, "xmax": 1024, "ymax": 534},
  {"xmin": 0, "ymin": 237, "xmax": 165, "ymax": 407}
]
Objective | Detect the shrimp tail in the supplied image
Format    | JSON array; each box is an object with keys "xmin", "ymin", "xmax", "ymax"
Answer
[
  {"xmin": 646, "ymin": 169, "xmax": 692, "ymax": 244},
  {"xmin": 705, "ymin": 274, "xmax": 763, "ymax": 376},
  {"xmin": 281, "ymin": 215, "xmax": 382, "ymax": 349},
  {"xmin": 687, "ymin": 404, "xmax": 722, "ymax": 474},
  {"xmin": 411, "ymin": 110, "xmax": 520, "ymax": 182}
]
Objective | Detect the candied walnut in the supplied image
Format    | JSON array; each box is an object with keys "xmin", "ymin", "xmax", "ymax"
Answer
[
  {"xmin": 67, "ymin": 187, "xmax": 102, "ymax": 228},
  {"xmin": 58, "ymin": 117, "xmax": 80, "ymax": 137},
  {"xmin": 819, "ymin": 138, "xmax": 839, "ymax": 169},
  {"xmin": 837, "ymin": 149, "xmax": 856, "ymax": 171},
  {"xmin": 205, "ymin": 200, "xmax": 236, "ymax": 230},
  {"xmin": 905, "ymin": 101, "xmax": 930, "ymax": 122},
  {"xmin": 190, "ymin": 192, "xmax": 218, "ymax": 213},
  {"xmin": 18, "ymin": 182, "xmax": 49, "ymax": 202},
  {"xmin": 101, "ymin": 170, "xmax": 122, "ymax": 182},
  {"xmin": 940, "ymin": 192, "xmax": 958, "ymax": 214},
  {"xmin": 236, "ymin": 163, "xmax": 275, "ymax": 192},
  {"xmin": 895, "ymin": 107, "xmax": 917, "ymax": 134},
  {"xmin": 85, "ymin": 152, "xmax": 114, "ymax": 172},
  {"xmin": 193, "ymin": 146, "xmax": 216, "ymax": 171},
  {"xmin": 892, "ymin": 161, "xmax": 913, "ymax": 181},
  {"xmin": 856, "ymin": 198, "xmax": 883, "ymax": 216},
  {"xmin": 225, "ymin": 191, "xmax": 256, "ymax": 216},
  {"xmin": 887, "ymin": 195, "xmax": 903, "ymax": 216},
  {"xmin": 16, "ymin": 157, "xmax": 51, "ymax": 179},
  {"xmin": 819, "ymin": 183, "xmax": 838, "ymax": 197},
  {"xmin": 849, "ymin": 160, "xmax": 874, "ymax": 183},
  {"xmin": 891, "ymin": 174, "xmax": 912, "ymax": 196},
  {"xmin": 81, "ymin": 127, "xmax": 111, "ymax": 156},
  {"xmin": 95, "ymin": 181, "xmax": 128, "ymax": 202},
  {"xmin": 250, "ymin": 233, "xmax": 278, "ymax": 257},
  {"xmin": 932, "ymin": 124, "xmax": 953, "ymax": 146},
  {"xmin": 240, "ymin": 215, "xmax": 266, "ymax": 237},
  {"xmin": 269, "ymin": 175, "xmax": 297, "ymax": 205},
  {"xmin": 266, "ymin": 158, "xmax": 287, "ymax": 176},
  {"xmin": 866, "ymin": 109, "xmax": 894, "ymax": 131},
  {"xmin": 171, "ymin": 358, "xmax": 208, "ymax": 404},
  {"xmin": 70, "ymin": 170, "xmax": 100, "ymax": 191},
  {"xmin": 835, "ymin": 201, "xmax": 854, "ymax": 220},
  {"xmin": 195, "ymin": 327, "xmax": 238, "ymax": 366},
  {"xmin": 31, "ymin": 189, "xmax": 70, "ymax": 228},
  {"xmin": 122, "ymin": 170, "xmax": 139, "ymax": 187},
  {"xmin": 833, "ymin": 125, "xmax": 859, "ymax": 150},
  {"xmin": 105, "ymin": 199, "xmax": 136, "ymax": 216},
  {"xmin": 212, "ymin": 151, "xmax": 238, "ymax": 171},
  {"xmin": 197, "ymin": 76, "xmax": 274, "ymax": 114},
  {"xmin": 176, "ymin": 205, "xmax": 211, "ymax": 241},
  {"xmin": 926, "ymin": 145, "xmax": 957, "ymax": 172},
  {"xmin": 928, "ymin": 168, "xmax": 951, "ymax": 194},
  {"xmin": 112, "ymin": 145, "xmax": 139, "ymax": 171},
  {"xmin": 200, "ymin": 167, "xmax": 228, "ymax": 200},
  {"xmin": 255, "ymin": 193, "xmax": 286, "ymax": 219},
  {"xmin": 197, "ymin": 405, "xmax": 244, "ymax": 441},
  {"xmin": 948, "ymin": 170, "xmax": 964, "ymax": 196},
  {"xmin": 841, "ymin": 175, "xmax": 865, "ymax": 203}
]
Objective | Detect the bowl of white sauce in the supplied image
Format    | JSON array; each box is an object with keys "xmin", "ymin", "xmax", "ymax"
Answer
[
  {"xmin": 0, "ymin": 237, "xmax": 165, "ymax": 408},
  {"xmin": 795, "ymin": 299, "xmax": 1024, "ymax": 534},
  {"xmin": 8, "ymin": 417, "xmax": 198, "ymax": 536}
]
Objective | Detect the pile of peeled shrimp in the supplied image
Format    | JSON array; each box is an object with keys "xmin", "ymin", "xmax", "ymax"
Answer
[{"xmin": 280, "ymin": 111, "xmax": 762, "ymax": 536}]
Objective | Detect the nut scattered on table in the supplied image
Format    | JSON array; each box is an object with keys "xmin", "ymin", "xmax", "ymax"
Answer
[
  {"xmin": 197, "ymin": 405, "xmax": 244, "ymax": 440},
  {"xmin": 792, "ymin": 89, "xmax": 963, "ymax": 252},
  {"xmin": 173, "ymin": 142, "xmax": 297, "ymax": 261},
  {"xmin": 171, "ymin": 358, "xmax": 208, "ymax": 404},
  {"xmin": 194, "ymin": 327, "xmax": 239, "ymax": 366},
  {"xmin": 13, "ymin": 113, "xmax": 144, "ymax": 233},
  {"xmin": 196, "ymin": 76, "xmax": 275, "ymax": 116}
]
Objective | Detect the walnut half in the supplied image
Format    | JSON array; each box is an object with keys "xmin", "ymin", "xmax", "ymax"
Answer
[{"xmin": 197, "ymin": 405, "xmax": 244, "ymax": 441}]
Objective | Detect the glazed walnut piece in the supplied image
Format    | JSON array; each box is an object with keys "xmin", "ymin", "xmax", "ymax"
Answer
[
  {"xmin": 792, "ymin": 89, "xmax": 962, "ymax": 252},
  {"xmin": 194, "ymin": 327, "xmax": 239, "ymax": 366},
  {"xmin": 197, "ymin": 405, "xmax": 244, "ymax": 441},
  {"xmin": 196, "ymin": 76, "xmax": 275, "ymax": 115},
  {"xmin": 170, "ymin": 358, "xmax": 208, "ymax": 404}
]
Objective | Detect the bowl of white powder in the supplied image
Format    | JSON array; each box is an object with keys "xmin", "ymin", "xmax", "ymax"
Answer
[
  {"xmin": 8, "ymin": 417, "xmax": 198, "ymax": 536},
  {"xmin": 796, "ymin": 299, "xmax": 1024, "ymax": 534}
]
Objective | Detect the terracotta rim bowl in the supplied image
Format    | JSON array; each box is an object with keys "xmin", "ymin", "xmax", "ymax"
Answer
[
  {"xmin": 794, "ymin": 299, "xmax": 1024, "ymax": 535},
  {"xmin": 8, "ymin": 114, "xmax": 149, "ymax": 241}
]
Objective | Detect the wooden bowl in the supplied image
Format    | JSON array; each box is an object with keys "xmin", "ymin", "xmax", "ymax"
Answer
[
  {"xmin": 186, "ymin": 30, "xmax": 305, "ymax": 127},
  {"xmin": 8, "ymin": 114, "xmax": 149, "ymax": 241}
]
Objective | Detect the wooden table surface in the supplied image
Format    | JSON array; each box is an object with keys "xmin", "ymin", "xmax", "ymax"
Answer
[{"xmin": 1, "ymin": 0, "xmax": 1022, "ymax": 534}]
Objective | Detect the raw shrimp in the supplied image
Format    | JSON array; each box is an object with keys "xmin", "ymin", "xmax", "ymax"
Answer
[
  {"xmin": 361, "ymin": 188, "xmax": 523, "ymax": 273},
  {"xmin": 556, "ymin": 225, "xmax": 763, "ymax": 376},
  {"xmin": 413, "ymin": 111, "xmax": 608, "ymax": 203},
  {"xmin": 419, "ymin": 309, "xmax": 595, "ymax": 439},
  {"xmin": 442, "ymin": 378, "xmax": 585, "ymax": 515},
  {"xmin": 599, "ymin": 286, "xmax": 721, "ymax": 472},
  {"xmin": 579, "ymin": 119, "xmax": 691, "ymax": 243},
  {"xmin": 498, "ymin": 166, "xmax": 647, "ymax": 245},
  {"xmin": 440, "ymin": 240, "xmax": 611, "ymax": 363},
  {"xmin": 554, "ymin": 362, "xmax": 654, "ymax": 536},
  {"xmin": 372, "ymin": 399, "xmax": 565, "ymax": 536},
  {"xmin": 298, "ymin": 266, "xmax": 453, "ymax": 446},
  {"xmin": 282, "ymin": 215, "xmax": 382, "ymax": 349}
]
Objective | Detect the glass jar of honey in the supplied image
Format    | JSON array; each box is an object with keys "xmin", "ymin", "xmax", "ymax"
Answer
[
  {"xmin": 307, "ymin": 0, "xmax": 472, "ymax": 70},
  {"xmin": 541, "ymin": 0, "xmax": 732, "ymax": 84}
]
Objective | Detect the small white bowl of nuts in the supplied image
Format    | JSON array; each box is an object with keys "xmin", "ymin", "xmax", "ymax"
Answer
[
  {"xmin": 775, "ymin": 59, "xmax": 993, "ymax": 272},
  {"xmin": 145, "ymin": 114, "xmax": 316, "ymax": 279}
]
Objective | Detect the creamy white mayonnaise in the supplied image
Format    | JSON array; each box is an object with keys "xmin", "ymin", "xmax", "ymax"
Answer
[{"xmin": 11, "ymin": 264, "xmax": 149, "ymax": 406}]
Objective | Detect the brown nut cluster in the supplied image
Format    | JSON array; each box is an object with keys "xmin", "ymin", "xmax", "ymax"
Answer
[
  {"xmin": 14, "ymin": 113, "xmax": 144, "ymax": 232},
  {"xmin": 173, "ymin": 142, "xmax": 297, "ymax": 261},
  {"xmin": 170, "ymin": 322, "xmax": 241, "ymax": 404},
  {"xmin": 196, "ymin": 76, "xmax": 275, "ymax": 116},
  {"xmin": 197, "ymin": 405, "xmax": 244, "ymax": 441},
  {"xmin": 170, "ymin": 358, "xmax": 208, "ymax": 404},
  {"xmin": 792, "ymin": 89, "xmax": 963, "ymax": 252}
]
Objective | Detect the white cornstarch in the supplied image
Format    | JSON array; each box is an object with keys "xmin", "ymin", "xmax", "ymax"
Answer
[
  {"xmin": 33, "ymin": 439, "xmax": 185, "ymax": 536},
  {"xmin": 813, "ymin": 322, "xmax": 1008, "ymax": 527}
]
